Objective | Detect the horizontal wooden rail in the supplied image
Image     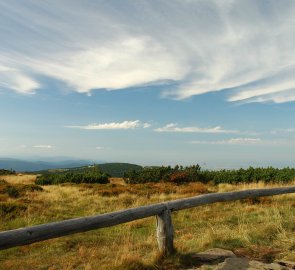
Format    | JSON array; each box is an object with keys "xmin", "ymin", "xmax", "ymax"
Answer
[{"xmin": 1, "ymin": 186, "xmax": 295, "ymax": 254}]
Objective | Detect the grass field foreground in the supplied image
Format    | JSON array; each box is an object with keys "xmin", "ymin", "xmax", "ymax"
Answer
[{"xmin": 1, "ymin": 175, "xmax": 295, "ymax": 269}]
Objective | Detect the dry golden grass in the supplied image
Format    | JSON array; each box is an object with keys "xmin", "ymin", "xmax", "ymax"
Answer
[
  {"xmin": 1, "ymin": 174, "xmax": 37, "ymax": 185},
  {"xmin": 1, "ymin": 177, "xmax": 295, "ymax": 269},
  {"xmin": 215, "ymin": 181, "xmax": 293, "ymax": 193},
  {"xmin": 109, "ymin": 177, "xmax": 127, "ymax": 185}
]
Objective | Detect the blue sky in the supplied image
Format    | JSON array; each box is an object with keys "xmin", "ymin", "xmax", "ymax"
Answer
[{"xmin": 0, "ymin": 0, "xmax": 295, "ymax": 168}]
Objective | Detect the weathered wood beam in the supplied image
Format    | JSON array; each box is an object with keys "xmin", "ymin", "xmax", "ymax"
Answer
[
  {"xmin": 0, "ymin": 203, "xmax": 165, "ymax": 250},
  {"xmin": 166, "ymin": 186, "xmax": 295, "ymax": 211}
]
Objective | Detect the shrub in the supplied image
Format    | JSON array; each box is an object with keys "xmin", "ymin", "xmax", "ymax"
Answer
[
  {"xmin": 124, "ymin": 165, "xmax": 203, "ymax": 184},
  {"xmin": 5, "ymin": 186, "xmax": 20, "ymax": 198},
  {"xmin": 35, "ymin": 168, "xmax": 110, "ymax": 185},
  {"xmin": 0, "ymin": 180, "xmax": 43, "ymax": 198},
  {"xmin": 20, "ymin": 184, "xmax": 44, "ymax": 192},
  {"xmin": 0, "ymin": 169, "xmax": 15, "ymax": 175},
  {"xmin": 124, "ymin": 165, "xmax": 295, "ymax": 185},
  {"xmin": 0, "ymin": 202, "xmax": 27, "ymax": 218},
  {"xmin": 204, "ymin": 167, "xmax": 295, "ymax": 185},
  {"xmin": 169, "ymin": 172, "xmax": 190, "ymax": 184}
]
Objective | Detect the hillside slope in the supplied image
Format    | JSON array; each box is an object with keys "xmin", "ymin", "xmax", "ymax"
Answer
[{"xmin": 96, "ymin": 163, "xmax": 143, "ymax": 177}]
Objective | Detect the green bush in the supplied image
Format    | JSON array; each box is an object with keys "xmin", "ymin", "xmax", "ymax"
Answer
[
  {"xmin": 202, "ymin": 166, "xmax": 295, "ymax": 185},
  {"xmin": 0, "ymin": 202, "xmax": 27, "ymax": 218},
  {"xmin": 0, "ymin": 169, "xmax": 15, "ymax": 175},
  {"xmin": 124, "ymin": 165, "xmax": 203, "ymax": 184},
  {"xmin": 5, "ymin": 186, "xmax": 20, "ymax": 198},
  {"xmin": 35, "ymin": 167, "xmax": 110, "ymax": 185}
]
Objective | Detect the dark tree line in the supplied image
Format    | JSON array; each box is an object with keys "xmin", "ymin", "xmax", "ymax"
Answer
[
  {"xmin": 34, "ymin": 165, "xmax": 295, "ymax": 186},
  {"xmin": 201, "ymin": 167, "xmax": 295, "ymax": 184},
  {"xmin": 124, "ymin": 166, "xmax": 295, "ymax": 184},
  {"xmin": 0, "ymin": 169, "xmax": 15, "ymax": 175},
  {"xmin": 124, "ymin": 165, "xmax": 203, "ymax": 184}
]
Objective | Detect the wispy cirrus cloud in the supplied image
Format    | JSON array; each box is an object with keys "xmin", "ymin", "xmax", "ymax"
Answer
[
  {"xmin": 33, "ymin": 145, "xmax": 53, "ymax": 149},
  {"xmin": 0, "ymin": 65, "xmax": 40, "ymax": 94},
  {"xmin": 143, "ymin": 123, "xmax": 152, "ymax": 128},
  {"xmin": 1, "ymin": 1, "xmax": 295, "ymax": 103},
  {"xmin": 191, "ymin": 138, "xmax": 262, "ymax": 145},
  {"xmin": 154, "ymin": 123, "xmax": 238, "ymax": 134},
  {"xmin": 66, "ymin": 120, "xmax": 150, "ymax": 130},
  {"xmin": 191, "ymin": 138, "xmax": 295, "ymax": 145},
  {"xmin": 95, "ymin": 146, "xmax": 111, "ymax": 150},
  {"xmin": 270, "ymin": 128, "xmax": 295, "ymax": 135}
]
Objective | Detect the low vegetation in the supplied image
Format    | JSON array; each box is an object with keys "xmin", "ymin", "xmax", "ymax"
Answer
[
  {"xmin": 124, "ymin": 165, "xmax": 295, "ymax": 185},
  {"xmin": 202, "ymin": 167, "xmax": 295, "ymax": 184},
  {"xmin": 124, "ymin": 165, "xmax": 203, "ymax": 184},
  {"xmin": 35, "ymin": 167, "xmax": 109, "ymax": 185},
  {"xmin": 0, "ymin": 169, "xmax": 15, "ymax": 176},
  {"xmin": 96, "ymin": 163, "xmax": 143, "ymax": 177},
  {"xmin": 0, "ymin": 179, "xmax": 43, "ymax": 220},
  {"xmin": 33, "ymin": 164, "xmax": 295, "ymax": 186},
  {"xmin": 1, "ymin": 174, "xmax": 295, "ymax": 269}
]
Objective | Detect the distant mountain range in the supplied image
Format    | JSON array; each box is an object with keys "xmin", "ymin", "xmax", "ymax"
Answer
[
  {"xmin": 0, "ymin": 158, "xmax": 94, "ymax": 172},
  {"xmin": 0, "ymin": 158, "xmax": 143, "ymax": 177}
]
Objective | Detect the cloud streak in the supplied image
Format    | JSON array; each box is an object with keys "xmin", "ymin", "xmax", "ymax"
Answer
[
  {"xmin": 191, "ymin": 138, "xmax": 295, "ymax": 145},
  {"xmin": 66, "ymin": 120, "xmax": 149, "ymax": 130},
  {"xmin": 154, "ymin": 123, "xmax": 238, "ymax": 134},
  {"xmin": 33, "ymin": 145, "xmax": 53, "ymax": 149},
  {"xmin": 95, "ymin": 146, "xmax": 110, "ymax": 150},
  {"xmin": 1, "ymin": 1, "xmax": 295, "ymax": 103},
  {"xmin": 191, "ymin": 138, "xmax": 261, "ymax": 145}
]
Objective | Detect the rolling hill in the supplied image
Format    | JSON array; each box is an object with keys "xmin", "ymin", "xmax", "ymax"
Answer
[{"xmin": 38, "ymin": 162, "xmax": 143, "ymax": 177}]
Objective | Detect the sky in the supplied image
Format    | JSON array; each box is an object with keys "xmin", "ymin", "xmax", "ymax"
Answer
[{"xmin": 0, "ymin": 0, "xmax": 295, "ymax": 168}]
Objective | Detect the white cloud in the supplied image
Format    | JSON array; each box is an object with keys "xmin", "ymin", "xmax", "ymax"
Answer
[
  {"xmin": 28, "ymin": 37, "xmax": 186, "ymax": 93},
  {"xmin": 66, "ymin": 120, "xmax": 149, "ymax": 130},
  {"xmin": 191, "ymin": 138, "xmax": 295, "ymax": 145},
  {"xmin": 95, "ymin": 146, "xmax": 111, "ymax": 150},
  {"xmin": 1, "ymin": 1, "xmax": 295, "ymax": 103},
  {"xmin": 0, "ymin": 65, "xmax": 40, "ymax": 94},
  {"xmin": 143, "ymin": 123, "xmax": 152, "ymax": 128},
  {"xmin": 96, "ymin": 146, "xmax": 105, "ymax": 150},
  {"xmin": 270, "ymin": 128, "xmax": 295, "ymax": 135},
  {"xmin": 191, "ymin": 138, "xmax": 261, "ymax": 145},
  {"xmin": 33, "ymin": 145, "xmax": 53, "ymax": 149},
  {"xmin": 228, "ymin": 138, "xmax": 262, "ymax": 144},
  {"xmin": 154, "ymin": 123, "xmax": 238, "ymax": 134}
]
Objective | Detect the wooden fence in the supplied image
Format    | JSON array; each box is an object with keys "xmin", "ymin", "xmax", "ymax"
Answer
[{"xmin": 1, "ymin": 186, "xmax": 295, "ymax": 255}]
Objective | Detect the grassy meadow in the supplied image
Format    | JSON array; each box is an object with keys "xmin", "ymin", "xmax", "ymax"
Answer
[{"xmin": 1, "ymin": 175, "xmax": 295, "ymax": 269}]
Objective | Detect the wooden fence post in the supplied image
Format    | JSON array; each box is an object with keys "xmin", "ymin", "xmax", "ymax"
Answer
[{"xmin": 156, "ymin": 208, "xmax": 174, "ymax": 255}]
